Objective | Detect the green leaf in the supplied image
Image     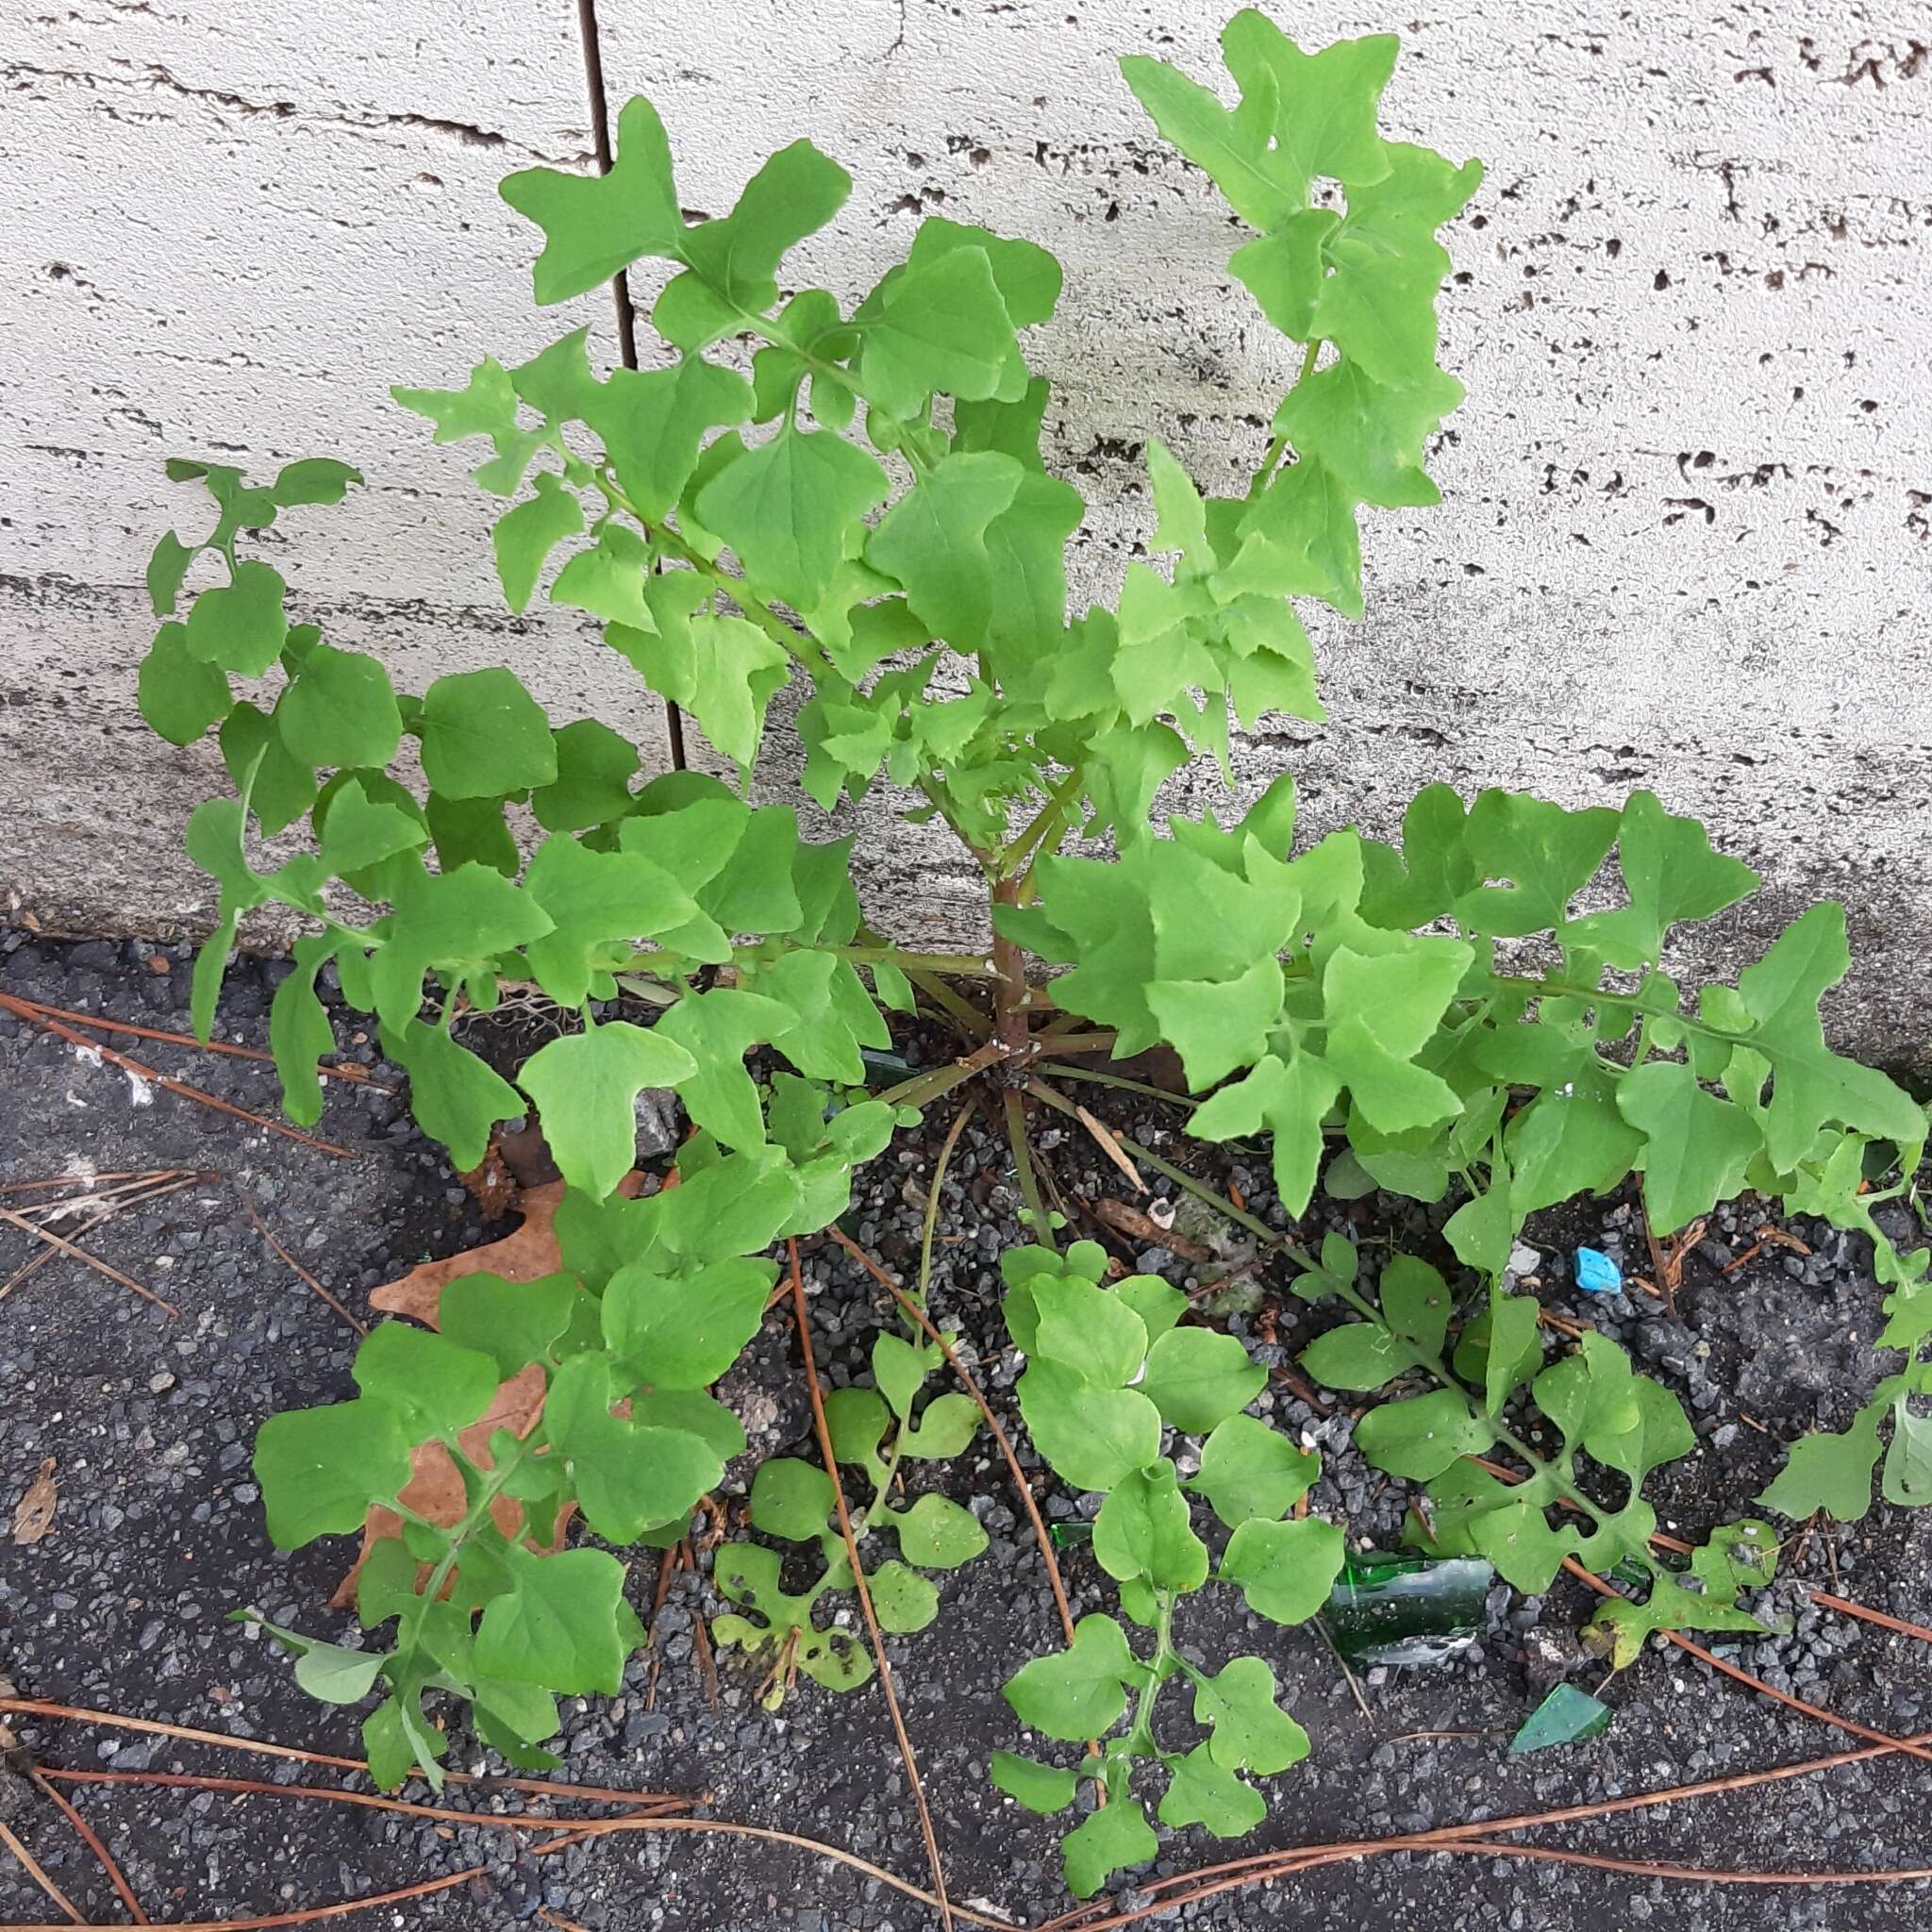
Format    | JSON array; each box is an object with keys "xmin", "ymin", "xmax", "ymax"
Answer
[
  {"xmin": 1145, "ymin": 956, "xmax": 1287, "ymax": 1091},
  {"xmin": 1228, "ymin": 208, "xmax": 1338, "ymax": 338},
  {"xmin": 474, "ymin": 1543, "xmax": 630, "ymax": 1694},
  {"xmin": 1190, "ymin": 1414, "xmax": 1319, "ymax": 1528},
  {"xmin": 1031, "ymin": 1274, "xmax": 1150, "ymax": 1388},
  {"xmin": 361, "ymin": 1692, "xmax": 444, "ymax": 1790},
  {"xmin": 1734, "ymin": 904, "xmax": 1926, "ymax": 1169},
  {"xmin": 886, "ymin": 1492, "xmax": 989, "ymax": 1570},
  {"xmin": 1138, "ymin": 1326, "xmax": 1266, "ymax": 1434},
  {"xmin": 272, "ymin": 458, "xmax": 363, "ymax": 508},
  {"xmin": 138, "ymin": 625, "xmax": 232, "ymax": 745},
  {"xmin": 393, "ymin": 357, "xmax": 521, "ymax": 448},
  {"xmin": 542, "ymin": 1353, "xmax": 722, "ymax": 1541},
  {"xmin": 869, "ymin": 1560, "xmax": 941, "ymax": 1634},
  {"xmin": 1222, "ymin": 15, "xmax": 1399, "ymax": 193},
  {"xmin": 220, "ymin": 702, "xmax": 317, "ymax": 837},
  {"xmin": 655, "ymin": 989, "xmax": 794, "ymax": 1148},
  {"xmin": 1189, "ymin": 1656, "xmax": 1310, "ymax": 1774},
  {"xmin": 1190, "ymin": 1051, "xmax": 1341, "ymax": 1218},
  {"xmin": 1322, "ymin": 942, "xmax": 1472, "ymax": 1134},
  {"xmin": 291, "ymin": 1641, "xmax": 386, "ymax": 1706},
  {"xmin": 253, "ymin": 1399, "xmax": 412, "ymax": 1550},
  {"xmin": 1354, "ymin": 1388, "xmax": 1490, "ymax": 1479},
  {"xmin": 602, "ymin": 1256, "xmax": 774, "ymax": 1389},
  {"xmin": 824, "ymin": 1385, "xmax": 891, "ymax": 1477},
  {"xmin": 551, "ymin": 522, "xmax": 654, "ymax": 629},
  {"xmin": 1218, "ymin": 1514, "xmax": 1345, "ymax": 1625},
  {"xmin": 518, "ymin": 1021, "xmax": 698, "ymax": 1199},
  {"xmin": 898, "ymin": 1392, "xmax": 980, "ymax": 1461},
  {"xmin": 1616, "ymin": 1059, "xmax": 1762, "ymax": 1238},
  {"xmin": 1062, "ymin": 1791, "xmax": 1157, "ymax": 1900},
  {"xmin": 1158, "ymin": 1743, "xmax": 1266, "ymax": 1839},
  {"xmin": 501, "ymin": 94, "xmax": 688, "ymax": 304},
  {"xmin": 269, "ymin": 938, "xmax": 336, "ymax": 1126},
  {"xmin": 990, "ymin": 1750, "xmax": 1077, "ymax": 1816},
  {"xmin": 750, "ymin": 948, "xmax": 889, "ymax": 1086},
  {"xmin": 1561, "ymin": 791, "xmax": 1758, "ymax": 969},
  {"xmin": 394, "ymin": 1021, "xmax": 525, "ymax": 1171},
  {"xmin": 1759, "ymin": 1400, "xmax": 1887, "ymax": 1522},
  {"xmin": 873, "ymin": 1332, "xmax": 940, "ymax": 1421},
  {"xmin": 425, "ymin": 792, "xmax": 519, "ymax": 878},
  {"xmin": 1002, "ymin": 1614, "xmax": 1141, "ymax": 1741},
  {"xmin": 183, "ymin": 559, "xmax": 288, "ymax": 675},
  {"xmin": 351, "ymin": 1323, "xmax": 501, "ymax": 1440},
  {"xmin": 618, "ymin": 599, "xmax": 791, "ymax": 778},
  {"xmin": 1275, "ymin": 359, "xmax": 1463, "ymax": 508},
  {"xmin": 146, "ymin": 530, "xmax": 196, "ymax": 616},
  {"xmin": 866, "ymin": 450, "xmax": 1024, "ymax": 654},
  {"xmin": 674, "ymin": 138, "xmax": 852, "ymax": 321},
  {"xmin": 492, "ymin": 473, "xmax": 585, "ymax": 612},
  {"xmin": 1454, "ymin": 791, "xmax": 1621, "ymax": 937},
  {"xmin": 858, "ymin": 245, "xmax": 1018, "ymax": 417},
  {"xmin": 277, "ymin": 643, "xmax": 403, "ymax": 770},
  {"xmin": 1120, "ymin": 40, "xmax": 1304, "ymax": 229},
  {"xmin": 522, "ymin": 834, "xmax": 695, "ymax": 1008},
  {"xmin": 693, "ymin": 425, "xmax": 890, "ymax": 610},
  {"xmin": 308, "ymin": 781, "xmax": 427, "ymax": 900},
  {"xmin": 419, "ymin": 669, "xmax": 557, "ymax": 798},
  {"xmin": 1383, "ymin": 1252, "xmax": 1453, "ymax": 1359},
  {"xmin": 1093, "ymin": 1463, "xmax": 1209, "ymax": 1591},
  {"xmin": 1298, "ymin": 1321, "xmax": 1407, "ymax": 1392},
  {"xmin": 749, "ymin": 1457, "xmax": 835, "ymax": 1542},
  {"xmin": 591, "ymin": 356, "xmax": 753, "ymax": 522},
  {"xmin": 1480, "ymin": 1290, "xmax": 1544, "ymax": 1415},
  {"xmin": 438, "ymin": 1271, "xmax": 578, "ymax": 1378},
  {"xmin": 531, "ymin": 720, "xmax": 641, "ymax": 833}
]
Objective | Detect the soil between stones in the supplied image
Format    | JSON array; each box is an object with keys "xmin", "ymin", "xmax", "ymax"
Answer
[{"xmin": 1, "ymin": 931, "xmax": 1928, "ymax": 1931}]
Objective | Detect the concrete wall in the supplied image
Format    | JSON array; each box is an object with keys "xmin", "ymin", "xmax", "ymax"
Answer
[{"xmin": 4, "ymin": 3, "xmax": 1927, "ymax": 1061}]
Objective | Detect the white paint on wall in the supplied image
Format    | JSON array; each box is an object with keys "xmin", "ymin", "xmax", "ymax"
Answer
[{"xmin": 3, "ymin": 1, "xmax": 1927, "ymax": 1058}]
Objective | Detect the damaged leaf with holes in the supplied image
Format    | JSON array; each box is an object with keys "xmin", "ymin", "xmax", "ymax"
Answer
[{"xmin": 712, "ymin": 1320, "xmax": 985, "ymax": 1707}]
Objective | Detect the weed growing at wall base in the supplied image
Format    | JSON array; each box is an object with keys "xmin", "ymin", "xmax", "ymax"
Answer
[{"xmin": 133, "ymin": 5, "xmax": 1928, "ymax": 1897}]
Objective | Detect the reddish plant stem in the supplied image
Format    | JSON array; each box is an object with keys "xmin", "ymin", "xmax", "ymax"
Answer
[{"xmin": 988, "ymin": 874, "xmax": 1036, "ymax": 1063}]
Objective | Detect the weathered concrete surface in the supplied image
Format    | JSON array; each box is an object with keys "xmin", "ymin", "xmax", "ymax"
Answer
[
  {"xmin": 0, "ymin": 1, "xmax": 670, "ymax": 939},
  {"xmin": 4, "ymin": 2, "xmax": 1928, "ymax": 1060}
]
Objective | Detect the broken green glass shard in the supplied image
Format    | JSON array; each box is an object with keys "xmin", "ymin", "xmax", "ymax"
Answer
[
  {"xmin": 1508, "ymin": 1681, "xmax": 1613, "ymax": 1754},
  {"xmin": 1321, "ymin": 1551, "xmax": 1492, "ymax": 1666},
  {"xmin": 1048, "ymin": 1521, "xmax": 1095, "ymax": 1550}
]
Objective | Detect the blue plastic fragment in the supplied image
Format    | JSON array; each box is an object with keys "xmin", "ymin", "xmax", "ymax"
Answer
[{"xmin": 1573, "ymin": 1246, "xmax": 1623, "ymax": 1296}]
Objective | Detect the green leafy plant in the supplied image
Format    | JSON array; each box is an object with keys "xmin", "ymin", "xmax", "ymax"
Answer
[
  {"xmin": 713, "ymin": 1322, "xmax": 986, "ymax": 1706},
  {"xmin": 131, "ymin": 0, "xmax": 1926, "ymax": 1838},
  {"xmin": 992, "ymin": 1242, "xmax": 1336, "ymax": 1895},
  {"xmin": 1291, "ymin": 1235, "xmax": 1780, "ymax": 1663},
  {"xmin": 231, "ymin": 1124, "xmax": 892, "ymax": 1783}
]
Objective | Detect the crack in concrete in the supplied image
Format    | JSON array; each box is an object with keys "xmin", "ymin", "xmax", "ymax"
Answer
[{"xmin": 4, "ymin": 59, "xmax": 586, "ymax": 166}]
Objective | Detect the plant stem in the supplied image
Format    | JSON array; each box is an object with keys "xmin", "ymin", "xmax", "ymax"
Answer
[
  {"xmin": 918, "ymin": 1100, "xmax": 976, "ymax": 1308},
  {"xmin": 1004, "ymin": 1087, "xmax": 1057, "ymax": 1252},
  {"xmin": 1325, "ymin": 1279, "xmax": 1619, "ymax": 1539},
  {"xmin": 1024, "ymin": 1077, "xmax": 1307, "ymax": 1263},
  {"xmin": 990, "ymin": 874, "xmax": 1040, "ymax": 1060},
  {"xmin": 401, "ymin": 1436, "xmax": 528, "ymax": 1656},
  {"xmin": 1038, "ymin": 1063, "xmax": 1202, "ymax": 1110}
]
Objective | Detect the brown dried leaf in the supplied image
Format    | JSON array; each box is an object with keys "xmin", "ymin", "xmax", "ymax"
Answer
[
  {"xmin": 457, "ymin": 1140, "xmax": 519, "ymax": 1221},
  {"xmin": 370, "ymin": 1182, "xmax": 569, "ymax": 1328},
  {"xmin": 11, "ymin": 1458, "xmax": 58, "ymax": 1545}
]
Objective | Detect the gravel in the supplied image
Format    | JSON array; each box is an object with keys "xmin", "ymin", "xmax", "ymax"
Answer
[{"xmin": 2, "ymin": 930, "xmax": 1930, "ymax": 1929}]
